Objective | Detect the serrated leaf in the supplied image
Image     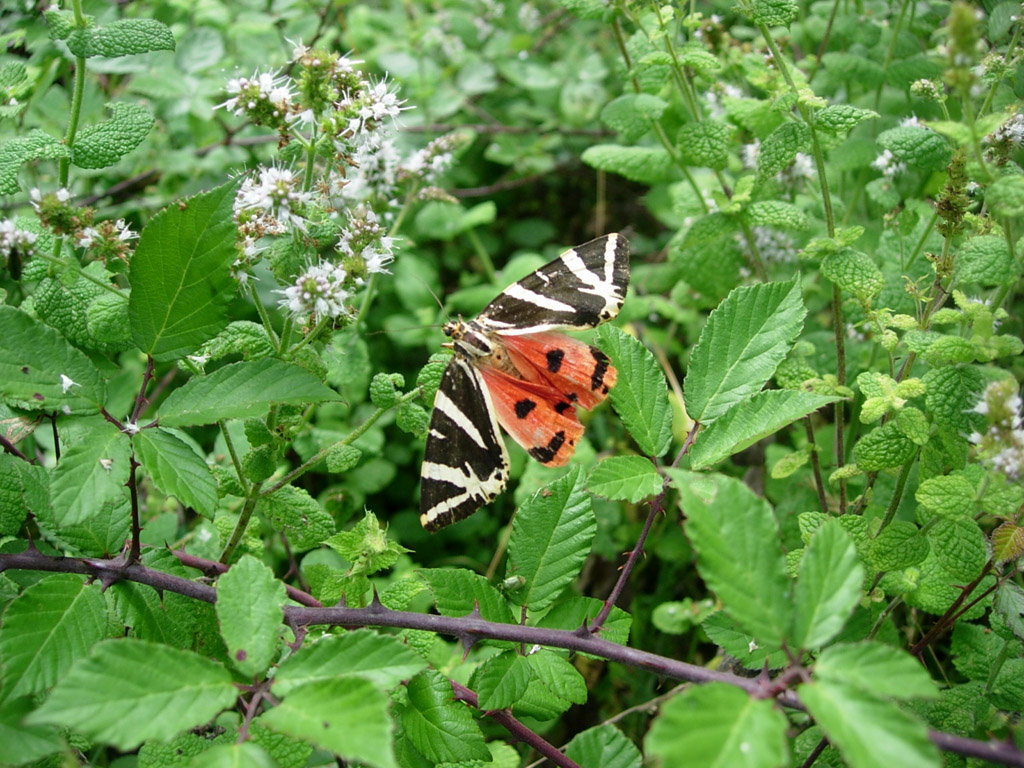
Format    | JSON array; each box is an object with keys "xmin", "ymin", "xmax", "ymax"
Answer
[
  {"xmin": 814, "ymin": 642, "xmax": 938, "ymax": 700},
  {"xmin": 748, "ymin": 0, "xmax": 798, "ymax": 26},
  {"xmin": 600, "ymin": 94, "xmax": 666, "ymax": 142},
  {"xmin": 160, "ymin": 359, "xmax": 339, "ymax": 426},
  {"xmin": 525, "ymin": 649, "xmax": 587, "ymax": 708},
  {"xmin": 0, "ymin": 130, "xmax": 71, "ymax": 195},
  {"xmin": 581, "ymin": 145, "xmax": 673, "ymax": 184},
  {"xmin": 928, "ymin": 518, "xmax": 987, "ymax": 582},
  {"xmin": 26, "ymin": 638, "xmax": 237, "ymax": 751},
  {"xmin": 595, "ymin": 325, "xmax": 672, "ymax": 457},
  {"xmin": 0, "ymin": 696, "xmax": 61, "ymax": 765},
  {"xmin": 992, "ymin": 523, "xmax": 1024, "ymax": 564},
  {"xmin": 684, "ymin": 278, "xmax": 806, "ymax": 424},
  {"xmin": 956, "ymin": 235, "xmax": 1018, "ymax": 287},
  {"xmin": 923, "ymin": 366, "xmax": 983, "ymax": 434},
  {"xmin": 0, "ymin": 575, "xmax": 107, "ymax": 700},
  {"xmin": 134, "ymin": 427, "xmax": 217, "ymax": 517},
  {"xmin": 853, "ymin": 423, "xmax": 917, "ymax": 471},
  {"xmin": 402, "ymin": 669, "xmax": 490, "ymax": 764},
  {"xmin": 757, "ymin": 122, "xmax": 810, "ymax": 181},
  {"xmin": 792, "ymin": 520, "xmax": 864, "ymax": 650},
  {"xmin": 690, "ymin": 390, "xmax": 839, "ymax": 469},
  {"xmin": 273, "ymin": 629, "xmax": 427, "ymax": 695},
  {"xmin": 816, "ymin": 105, "xmax": 879, "ymax": 134},
  {"xmin": 419, "ymin": 567, "xmax": 514, "ymax": 624},
  {"xmin": 821, "ymin": 248, "xmax": 884, "ymax": 300},
  {"xmin": 51, "ymin": 421, "xmax": 131, "ymax": 525},
  {"xmin": 260, "ymin": 678, "xmax": 396, "ymax": 768},
  {"xmin": 0, "ymin": 305, "xmax": 105, "ymax": 414},
  {"xmin": 470, "ymin": 651, "xmax": 532, "ymax": 710},
  {"xmin": 670, "ymin": 470, "xmax": 790, "ymax": 645},
  {"xmin": 188, "ymin": 743, "xmax": 277, "ymax": 768},
  {"xmin": 677, "ymin": 120, "xmax": 731, "ymax": 170},
  {"xmin": 533, "ymin": 596, "xmax": 632, "ymax": 647},
  {"xmin": 565, "ymin": 724, "xmax": 642, "ymax": 768},
  {"xmin": 215, "ymin": 555, "xmax": 285, "ymax": 677},
  {"xmin": 744, "ymin": 200, "xmax": 809, "ymax": 231},
  {"xmin": 986, "ymin": 175, "xmax": 1024, "ymax": 219},
  {"xmin": 72, "ymin": 103, "xmax": 154, "ymax": 169},
  {"xmin": 877, "ymin": 127, "xmax": 952, "ymax": 172},
  {"xmin": 506, "ymin": 468, "xmax": 595, "ymax": 611},
  {"xmin": 800, "ymin": 680, "xmax": 940, "ymax": 768},
  {"xmin": 65, "ymin": 18, "xmax": 175, "ymax": 57},
  {"xmin": 645, "ymin": 683, "xmax": 789, "ymax": 768},
  {"xmin": 869, "ymin": 521, "xmax": 929, "ymax": 570},
  {"xmin": 702, "ymin": 611, "xmax": 787, "ymax": 670},
  {"xmin": 915, "ymin": 473, "xmax": 975, "ymax": 519},
  {"xmin": 993, "ymin": 582, "xmax": 1024, "ymax": 641},
  {"xmin": 129, "ymin": 180, "xmax": 242, "ymax": 361},
  {"xmin": 258, "ymin": 485, "xmax": 334, "ymax": 551},
  {"xmin": 586, "ymin": 456, "xmax": 662, "ymax": 502},
  {"xmin": 0, "ymin": 454, "xmax": 49, "ymax": 535}
]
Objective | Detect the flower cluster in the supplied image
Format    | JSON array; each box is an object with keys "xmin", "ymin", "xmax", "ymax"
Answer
[
  {"xmin": 0, "ymin": 219, "xmax": 38, "ymax": 264},
  {"xmin": 337, "ymin": 207, "xmax": 395, "ymax": 284},
  {"xmin": 27, "ymin": 187, "xmax": 136, "ymax": 267},
  {"xmin": 218, "ymin": 71, "xmax": 295, "ymax": 131},
  {"xmin": 76, "ymin": 218, "xmax": 136, "ymax": 265},
  {"xmin": 970, "ymin": 379, "xmax": 1024, "ymax": 482},
  {"xmin": 279, "ymin": 262, "xmax": 351, "ymax": 319},
  {"xmin": 985, "ymin": 112, "xmax": 1024, "ymax": 162},
  {"xmin": 871, "ymin": 149, "xmax": 907, "ymax": 179}
]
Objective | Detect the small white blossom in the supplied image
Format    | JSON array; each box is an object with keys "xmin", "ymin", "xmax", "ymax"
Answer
[
  {"xmin": 872, "ymin": 149, "xmax": 907, "ymax": 178},
  {"xmin": 217, "ymin": 69, "xmax": 295, "ymax": 119},
  {"xmin": 0, "ymin": 219, "xmax": 38, "ymax": 258},
  {"xmin": 235, "ymin": 166, "xmax": 313, "ymax": 232},
  {"xmin": 740, "ymin": 140, "xmax": 760, "ymax": 170},
  {"xmin": 280, "ymin": 262, "xmax": 351, "ymax": 318},
  {"xmin": 900, "ymin": 115, "xmax": 924, "ymax": 128},
  {"xmin": 77, "ymin": 226, "xmax": 99, "ymax": 248}
]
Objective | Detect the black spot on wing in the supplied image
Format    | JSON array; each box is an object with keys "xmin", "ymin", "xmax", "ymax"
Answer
[
  {"xmin": 546, "ymin": 348, "xmax": 565, "ymax": 373},
  {"xmin": 514, "ymin": 399, "xmax": 536, "ymax": 419},
  {"xmin": 554, "ymin": 401, "xmax": 572, "ymax": 414},
  {"xmin": 529, "ymin": 430, "xmax": 566, "ymax": 464},
  {"xmin": 590, "ymin": 347, "xmax": 611, "ymax": 391}
]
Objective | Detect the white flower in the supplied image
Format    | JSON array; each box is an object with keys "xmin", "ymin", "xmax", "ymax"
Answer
[
  {"xmin": 871, "ymin": 149, "xmax": 907, "ymax": 178},
  {"xmin": 77, "ymin": 227, "xmax": 99, "ymax": 248},
  {"xmin": 279, "ymin": 262, "xmax": 351, "ymax": 318},
  {"xmin": 234, "ymin": 166, "xmax": 312, "ymax": 232},
  {"xmin": 217, "ymin": 69, "xmax": 294, "ymax": 118},
  {"xmin": 740, "ymin": 140, "xmax": 760, "ymax": 170},
  {"xmin": 115, "ymin": 219, "xmax": 137, "ymax": 241},
  {"xmin": 900, "ymin": 115, "xmax": 924, "ymax": 128},
  {"xmin": 55, "ymin": 188, "xmax": 70, "ymax": 202},
  {"xmin": 0, "ymin": 219, "xmax": 37, "ymax": 258}
]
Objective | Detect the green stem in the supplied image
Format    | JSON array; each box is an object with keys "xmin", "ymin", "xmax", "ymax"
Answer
[
  {"xmin": 34, "ymin": 252, "xmax": 124, "ymax": 296},
  {"xmin": 466, "ymin": 228, "xmax": 497, "ymax": 285},
  {"xmin": 218, "ymin": 481, "xmax": 265, "ymax": 564},
  {"xmin": 249, "ymin": 282, "xmax": 281, "ymax": 353},
  {"xmin": 289, "ymin": 314, "xmax": 331, "ymax": 356},
  {"xmin": 218, "ymin": 420, "xmax": 249, "ymax": 496},
  {"xmin": 903, "ymin": 209, "xmax": 939, "ymax": 272},
  {"xmin": 872, "ymin": 0, "xmax": 910, "ymax": 112},
  {"xmin": 873, "ymin": 449, "xmax": 919, "ymax": 536}
]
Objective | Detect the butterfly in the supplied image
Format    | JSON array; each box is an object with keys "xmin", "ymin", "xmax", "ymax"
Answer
[{"xmin": 420, "ymin": 233, "xmax": 630, "ymax": 531}]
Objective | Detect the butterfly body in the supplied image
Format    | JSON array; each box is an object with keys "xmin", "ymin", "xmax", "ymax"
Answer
[{"xmin": 420, "ymin": 234, "xmax": 630, "ymax": 531}]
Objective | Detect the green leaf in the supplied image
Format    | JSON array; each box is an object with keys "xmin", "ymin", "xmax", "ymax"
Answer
[
  {"xmin": 986, "ymin": 174, "xmax": 1024, "ymax": 219},
  {"xmin": 72, "ymin": 103, "xmax": 154, "ymax": 169},
  {"xmin": 0, "ymin": 454, "xmax": 49, "ymax": 536},
  {"xmin": 129, "ymin": 180, "xmax": 242, "ymax": 361},
  {"xmin": 50, "ymin": 421, "xmax": 131, "ymax": 525},
  {"xmin": 800, "ymin": 680, "xmax": 940, "ymax": 768},
  {"xmin": 821, "ymin": 248, "xmax": 884, "ymax": 301},
  {"xmin": 956, "ymin": 235, "xmax": 1018, "ymax": 286},
  {"xmin": 928, "ymin": 518, "xmax": 987, "ymax": 582},
  {"xmin": 853, "ymin": 422, "xmax": 917, "ymax": 471},
  {"xmin": 757, "ymin": 122, "xmax": 810, "ymax": 181},
  {"xmin": 675, "ymin": 43, "xmax": 722, "ymax": 73},
  {"xmin": 814, "ymin": 642, "xmax": 938, "ymax": 700},
  {"xmin": 595, "ymin": 325, "xmax": 672, "ymax": 457},
  {"xmin": 748, "ymin": 0, "xmax": 799, "ymax": 26},
  {"xmin": 273, "ymin": 629, "xmax": 427, "ymax": 695},
  {"xmin": 915, "ymin": 473, "xmax": 975, "ymax": 519},
  {"xmin": 188, "ymin": 743, "xmax": 277, "ymax": 768},
  {"xmin": 683, "ymin": 278, "xmax": 806, "ymax": 424},
  {"xmin": 506, "ymin": 468, "xmax": 595, "ymax": 612},
  {"xmin": 27, "ymin": 638, "xmax": 236, "ymax": 751},
  {"xmin": 323, "ymin": 511, "xmax": 407, "ymax": 575},
  {"xmin": 0, "ymin": 575, "xmax": 107, "ymax": 700},
  {"xmin": 923, "ymin": 365, "xmax": 983, "ymax": 434},
  {"xmin": 260, "ymin": 678, "xmax": 396, "ymax": 768},
  {"xmin": 868, "ymin": 521, "xmax": 929, "ymax": 571},
  {"xmin": 419, "ymin": 568, "xmax": 514, "ymax": 624},
  {"xmin": 523, "ymin": 649, "xmax": 587, "ymax": 713},
  {"xmin": 586, "ymin": 456, "xmax": 662, "ymax": 502},
  {"xmin": 215, "ymin": 555, "xmax": 285, "ymax": 677},
  {"xmin": 0, "ymin": 696, "xmax": 61, "ymax": 764},
  {"xmin": 744, "ymin": 201, "xmax": 809, "ymax": 231},
  {"xmin": 581, "ymin": 145, "xmax": 673, "ymax": 184},
  {"xmin": 469, "ymin": 651, "xmax": 532, "ymax": 709},
  {"xmin": 792, "ymin": 520, "xmax": 864, "ymax": 650},
  {"xmin": 0, "ymin": 305, "xmax": 105, "ymax": 414},
  {"xmin": 413, "ymin": 201, "xmax": 496, "ymax": 241},
  {"xmin": 565, "ymin": 724, "xmax": 642, "ymax": 768},
  {"xmin": 600, "ymin": 94, "xmax": 666, "ymax": 142},
  {"xmin": 690, "ymin": 390, "xmax": 839, "ymax": 469},
  {"xmin": 533, "ymin": 596, "xmax": 632, "ymax": 648},
  {"xmin": 815, "ymin": 105, "xmax": 879, "ymax": 134},
  {"xmin": 160, "ymin": 359, "xmax": 340, "ymax": 426},
  {"xmin": 402, "ymin": 669, "xmax": 490, "ymax": 764},
  {"xmin": 134, "ymin": 427, "xmax": 217, "ymax": 518},
  {"xmin": 677, "ymin": 120, "xmax": 731, "ymax": 170},
  {"xmin": 645, "ymin": 683, "xmax": 789, "ymax": 768},
  {"xmin": 65, "ymin": 19, "xmax": 175, "ymax": 57},
  {"xmin": 877, "ymin": 127, "xmax": 952, "ymax": 172},
  {"xmin": 993, "ymin": 582, "xmax": 1024, "ymax": 641},
  {"xmin": 895, "ymin": 407, "xmax": 930, "ymax": 446},
  {"xmin": 0, "ymin": 130, "xmax": 71, "ymax": 195},
  {"xmin": 259, "ymin": 485, "xmax": 335, "ymax": 552},
  {"xmin": 670, "ymin": 470, "xmax": 790, "ymax": 645}
]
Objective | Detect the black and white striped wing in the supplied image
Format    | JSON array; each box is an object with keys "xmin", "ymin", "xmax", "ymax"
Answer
[
  {"xmin": 477, "ymin": 233, "xmax": 630, "ymax": 335},
  {"xmin": 420, "ymin": 356, "xmax": 510, "ymax": 531}
]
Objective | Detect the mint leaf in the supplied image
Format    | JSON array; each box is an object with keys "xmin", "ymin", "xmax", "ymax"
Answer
[
  {"xmin": 259, "ymin": 485, "xmax": 334, "ymax": 552},
  {"xmin": 869, "ymin": 521, "xmax": 929, "ymax": 571},
  {"xmin": 853, "ymin": 423, "xmax": 917, "ymax": 471},
  {"xmin": 73, "ymin": 103, "xmax": 154, "ymax": 169},
  {"xmin": 0, "ymin": 130, "xmax": 70, "ymax": 195},
  {"xmin": 645, "ymin": 683, "xmax": 789, "ymax": 768},
  {"xmin": 671, "ymin": 470, "xmax": 790, "ymax": 645},
  {"xmin": 506, "ymin": 467, "xmax": 595, "ymax": 612},
  {"xmin": 188, "ymin": 743, "xmax": 277, "ymax": 768},
  {"xmin": 915, "ymin": 473, "xmax": 975, "ymax": 519},
  {"xmin": 260, "ymin": 678, "xmax": 396, "ymax": 768},
  {"xmin": 877, "ymin": 126, "xmax": 952, "ymax": 172},
  {"xmin": 595, "ymin": 325, "xmax": 672, "ymax": 457},
  {"xmin": 748, "ymin": 0, "xmax": 799, "ymax": 26},
  {"xmin": 792, "ymin": 520, "xmax": 864, "ymax": 650},
  {"xmin": 928, "ymin": 518, "xmax": 987, "ymax": 582},
  {"xmin": 134, "ymin": 427, "xmax": 217, "ymax": 518},
  {"xmin": 129, "ymin": 180, "xmax": 241, "ymax": 361},
  {"xmin": 601, "ymin": 94, "xmax": 667, "ymax": 142},
  {"xmin": 402, "ymin": 669, "xmax": 490, "ymax": 763},
  {"xmin": 27, "ymin": 639, "xmax": 237, "ymax": 751},
  {"xmin": 159, "ymin": 359, "xmax": 340, "ymax": 426},
  {"xmin": 757, "ymin": 122, "xmax": 810, "ymax": 182},
  {"xmin": 821, "ymin": 248, "xmax": 884, "ymax": 301},
  {"xmin": 273, "ymin": 629, "xmax": 427, "ymax": 695},
  {"xmin": 581, "ymin": 145, "xmax": 673, "ymax": 184},
  {"xmin": 65, "ymin": 19, "xmax": 175, "ymax": 57},
  {"xmin": 586, "ymin": 455, "xmax": 662, "ymax": 502},
  {"xmin": 684, "ymin": 278, "xmax": 806, "ymax": 423},
  {"xmin": 690, "ymin": 390, "xmax": 839, "ymax": 469},
  {"xmin": 677, "ymin": 120, "xmax": 731, "ymax": 169},
  {"xmin": 215, "ymin": 555, "xmax": 285, "ymax": 677},
  {"xmin": 0, "ymin": 305, "xmax": 105, "ymax": 414},
  {"xmin": 0, "ymin": 575, "xmax": 106, "ymax": 700}
]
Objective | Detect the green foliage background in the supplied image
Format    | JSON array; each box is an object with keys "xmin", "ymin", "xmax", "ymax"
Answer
[{"xmin": 1, "ymin": 0, "xmax": 1023, "ymax": 767}]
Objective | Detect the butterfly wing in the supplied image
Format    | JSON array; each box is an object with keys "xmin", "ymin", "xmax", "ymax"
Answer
[
  {"xmin": 477, "ymin": 233, "xmax": 630, "ymax": 335},
  {"xmin": 499, "ymin": 331, "xmax": 617, "ymax": 411},
  {"xmin": 420, "ymin": 357, "xmax": 510, "ymax": 531}
]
